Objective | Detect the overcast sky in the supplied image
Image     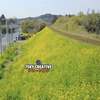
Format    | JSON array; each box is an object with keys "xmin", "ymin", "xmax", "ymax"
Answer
[{"xmin": 0, "ymin": 0, "xmax": 100, "ymax": 18}]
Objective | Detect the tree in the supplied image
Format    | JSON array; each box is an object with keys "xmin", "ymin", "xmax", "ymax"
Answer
[
  {"xmin": 96, "ymin": 14, "xmax": 100, "ymax": 34},
  {"xmin": 21, "ymin": 19, "xmax": 46, "ymax": 34}
]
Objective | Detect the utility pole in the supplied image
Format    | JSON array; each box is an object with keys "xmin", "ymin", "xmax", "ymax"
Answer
[
  {"xmin": 0, "ymin": 30, "xmax": 2, "ymax": 56},
  {"xmin": 6, "ymin": 19, "xmax": 9, "ymax": 46},
  {"xmin": 10, "ymin": 29, "xmax": 12, "ymax": 43},
  {"xmin": 0, "ymin": 15, "xmax": 4, "ymax": 57}
]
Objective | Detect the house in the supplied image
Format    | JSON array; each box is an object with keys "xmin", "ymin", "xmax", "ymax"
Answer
[
  {"xmin": 0, "ymin": 14, "xmax": 20, "ymax": 54},
  {"xmin": 0, "ymin": 14, "xmax": 19, "ymax": 35}
]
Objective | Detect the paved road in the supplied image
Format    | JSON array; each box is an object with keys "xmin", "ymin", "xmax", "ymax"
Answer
[{"xmin": 0, "ymin": 32, "xmax": 20, "ymax": 52}]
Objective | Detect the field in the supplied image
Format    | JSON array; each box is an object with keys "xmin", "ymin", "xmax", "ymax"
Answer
[{"xmin": 0, "ymin": 27, "xmax": 100, "ymax": 100}]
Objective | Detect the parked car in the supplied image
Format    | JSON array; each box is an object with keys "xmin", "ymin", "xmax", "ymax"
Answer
[{"xmin": 17, "ymin": 34, "xmax": 27, "ymax": 40}]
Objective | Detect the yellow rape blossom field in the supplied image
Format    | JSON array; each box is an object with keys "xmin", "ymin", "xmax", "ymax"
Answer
[{"xmin": 0, "ymin": 27, "xmax": 100, "ymax": 100}]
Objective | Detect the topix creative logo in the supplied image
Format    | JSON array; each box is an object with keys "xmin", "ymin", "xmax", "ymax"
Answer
[{"xmin": 25, "ymin": 60, "xmax": 53, "ymax": 72}]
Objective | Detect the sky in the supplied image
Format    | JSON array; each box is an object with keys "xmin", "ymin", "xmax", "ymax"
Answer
[{"xmin": 0, "ymin": 0, "xmax": 100, "ymax": 18}]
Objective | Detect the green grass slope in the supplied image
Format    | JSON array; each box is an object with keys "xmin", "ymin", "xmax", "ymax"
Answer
[
  {"xmin": 0, "ymin": 27, "xmax": 100, "ymax": 100},
  {"xmin": 53, "ymin": 16, "xmax": 86, "ymax": 33},
  {"xmin": 53, "ymin": 16, "xmax": 100, "ymax": 39}
]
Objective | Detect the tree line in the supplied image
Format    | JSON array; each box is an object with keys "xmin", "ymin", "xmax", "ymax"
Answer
[
  {"xmin": 21, "ymin": 19, "xmax": 46, "ymax": 34},
  {"xmin": 66, "ymin": 11, "xmax": 100, "ymax": 35}
]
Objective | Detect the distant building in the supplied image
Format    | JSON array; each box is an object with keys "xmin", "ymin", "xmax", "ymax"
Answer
[
  {"xmin": 0, "ymin": 14, "xmax": 20, "ymax": 54},
  {"xmin": 0, "ymin": 14, "xmax": 19, "ymax": 35}
]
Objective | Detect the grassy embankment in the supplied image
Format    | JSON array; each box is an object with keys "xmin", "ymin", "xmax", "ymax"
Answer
[
  {"xmin": 0, "ymin": 27, "xmax": 100, "ymax": 100},
  {"xmin": 53, "ymin": 16, "xmax": 100, "ymax": 40}
]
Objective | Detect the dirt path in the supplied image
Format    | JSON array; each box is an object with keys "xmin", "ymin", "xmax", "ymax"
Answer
[{"xmin": 50, "ymin": 27, "xmax": 100, "ymax": 46}]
